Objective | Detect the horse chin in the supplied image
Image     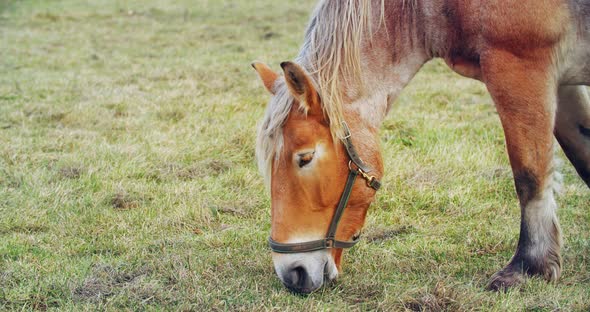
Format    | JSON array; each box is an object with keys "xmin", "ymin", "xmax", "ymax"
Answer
[{"xmin": 272, "ymin": 250, "xmax": 338, "ymax": 294}]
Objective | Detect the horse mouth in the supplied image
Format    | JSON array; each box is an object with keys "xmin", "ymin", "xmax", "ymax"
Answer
[
  {"xmin": 286, "ymin": 285, "xmax": 316, "ymax": 295},
  {"xmin": 323, "ymin": 260, "xmax": 338, "ymax": 283},
  {"xmin": 283, "ymin": 262, "xmax": 335, "ymax": 295}
]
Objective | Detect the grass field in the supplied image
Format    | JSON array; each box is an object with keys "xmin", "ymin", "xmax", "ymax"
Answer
[{"xmin": 1, "ymin": 0, "xmax": 589, "ymax": 310}]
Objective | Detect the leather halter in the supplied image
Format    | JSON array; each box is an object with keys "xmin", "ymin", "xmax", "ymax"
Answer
[{"xmin": 268, "ymin": 123, "xmax": 382, "ymax": 254}]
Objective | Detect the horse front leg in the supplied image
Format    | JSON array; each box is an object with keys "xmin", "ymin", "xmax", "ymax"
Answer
[{"xmin": 482, "ymin": 48, "xmax": 562, "ymax": 291}]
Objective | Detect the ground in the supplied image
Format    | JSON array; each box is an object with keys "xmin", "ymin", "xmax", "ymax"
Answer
[{"xmin": 0, "ymin": 0, "xmax": 589, "ymax": 310}]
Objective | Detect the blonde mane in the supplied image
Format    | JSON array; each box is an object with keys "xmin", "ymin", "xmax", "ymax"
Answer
[{"xmin": 256, "ymin": 0, "xmax": 382, "ymax": 183}]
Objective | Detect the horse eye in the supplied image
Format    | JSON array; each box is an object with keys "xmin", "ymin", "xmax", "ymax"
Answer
[{"xmin": 297, "ymin": 152, "xmax": 315, "ymax": 168}]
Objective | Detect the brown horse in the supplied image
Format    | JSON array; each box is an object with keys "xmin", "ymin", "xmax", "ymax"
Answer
[{"xmin": 252, "ymin": 0, "xmax": 590, "ymax": 294}]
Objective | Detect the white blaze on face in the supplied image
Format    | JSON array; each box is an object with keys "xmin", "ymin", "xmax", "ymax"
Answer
[
  {"xmin": 295, "ymin": 143, "xmax": 328, "ymax": 175},
  {"xmin": 272, "ymin": 140, "xmax": 339, "ymax": 292}
]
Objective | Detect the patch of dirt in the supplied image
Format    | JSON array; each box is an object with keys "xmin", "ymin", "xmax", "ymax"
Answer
[
  {"xmin": 338, "ymin": 280, "xmax": 385, "ymax": 310},
  {"xmin": 58, "ymin": 166, "xmax": 82, "ymax": 179},
  {"xmin": 158, "ymin": 160, "xmax": 231, "ymax": 181},
  {"xmin": 156, "ymin": 109, "xmax": 185, "ymax": 122},
  {"xmin": 0, "ymin": 223, "xmax": 48, "ymax": 235},
  {"xmin": 111, "ymin": 192, "xmax": 139, "ymax": 209},
  {"xmin": 33, "ymin": 12, "xmax": 78, "ymax": 22},
  {"xmin": 172, "ymin": 166, "xmax": 200, "ymax": 180},
  {"xmin": 402, "ymin": 282, "xmax": 462, "ymax": 312},
  {"xmin": 382, "ymin": 120, "xmax": 417, "ymax": 147},
  {"xmin": 486, "ymin": 166, "xmax": 511, "ymax": 179},
  {"xmin": 105, "ymin": 103, "xmax": 128, "ymax": 118},
  {"xmin": 0, "ymin": 270, "xmax": 14, "ymax": 287},
  {"xmin": 469, "ymin": 241, "xmax": 504, "ymax": 256},
  {"xmin": 73, "ymin": 264, "xmax": 152, "ymax": 303},
  {"xmin": 214, "ymin": 206, "xmax": 245, "ymax": 216},
  {"xmin": 406, "ymin": 169, "xmax": 445, "ymax": 190},
  {"xmin": 202, "ymin": 159, "xmax": 231, "ymax": 175},
  {"xmin": 262, "ymin": 31, "xmax": 279, "ymax": 40},
  {"xmin": 365, "ymin": 225, "xmax": 415, "ymax": 243},
  {"xmin": 526, "ymin": 303, "xmax": 563, "ymax": 312}
]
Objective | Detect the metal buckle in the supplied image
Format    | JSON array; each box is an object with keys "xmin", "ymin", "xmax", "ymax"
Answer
[
  {"xmin": 325, "ymin": 238, "xmax": 334, "ymax": 248},
  {"xmin": 365, "ymin": 176, "xmax": 376, "ymax": 187},
  {"xmin": 350, "ymin": 160, "xmax": 377, "ymax": 187},
  {"xmin": 341, "ymin": 121, "xmax": 351, "ymax": 139},
  {"xmin": 359, "ymin": 170, "xmax": 376, "ymax": 186}
]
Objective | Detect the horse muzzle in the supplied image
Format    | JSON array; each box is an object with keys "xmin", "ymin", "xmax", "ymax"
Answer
[{"xmin": 272, "ymin": 250, "xmax": 338, "ymax": 294}]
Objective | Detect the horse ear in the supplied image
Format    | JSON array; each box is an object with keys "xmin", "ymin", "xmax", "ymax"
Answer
[
  {"xmin": 280, "ymin": 61, "xmax": 322, "ymax": 116},
  {"xmin": 251, "ymin": 61, "xmax": 279, "ymax": 94}
]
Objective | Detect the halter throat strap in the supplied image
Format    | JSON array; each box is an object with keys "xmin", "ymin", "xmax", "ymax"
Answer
[{"xmin": 268, "ymin": 123, "xmax": 381, "ymax": 254}]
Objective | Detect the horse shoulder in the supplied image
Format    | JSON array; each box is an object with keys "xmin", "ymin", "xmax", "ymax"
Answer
[{"xmin": 481, "ymin": 0, "xmax": 570, "ymax": 50}]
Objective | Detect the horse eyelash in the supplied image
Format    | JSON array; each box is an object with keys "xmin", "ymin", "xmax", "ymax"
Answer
[{"xmin": 297, "ymin": 152, "xmax": 315, "ymax": 168}]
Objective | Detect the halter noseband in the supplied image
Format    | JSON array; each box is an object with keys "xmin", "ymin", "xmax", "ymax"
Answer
[{"xmin": 268, "ymin": 123, "xmax": 382, "ymax": 254}]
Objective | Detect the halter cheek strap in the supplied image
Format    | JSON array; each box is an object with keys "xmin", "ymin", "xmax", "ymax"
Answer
[{"xmin": 268, "ymin": 123, "xmax": 381, "ymax": 254}]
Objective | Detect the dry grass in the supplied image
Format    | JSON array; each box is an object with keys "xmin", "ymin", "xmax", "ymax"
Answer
[{"xmin": 1, "ymin": 0, "xmax": 589, "ymax": 310}]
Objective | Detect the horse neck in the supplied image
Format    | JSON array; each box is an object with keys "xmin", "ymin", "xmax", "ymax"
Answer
[
  {"xmin": 339, "ymin": 2, "xmax": 437, "ymax": 131},
  {"xmin": 344, "ymin": 0, "xmax": 475, "ymax": 128}
]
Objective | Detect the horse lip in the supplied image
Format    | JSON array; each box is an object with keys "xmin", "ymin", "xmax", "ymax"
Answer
[
  {"xmin": 285, "ymin": 285, "xmax": 316, "ymax": 295},
  {"xmin": 323, "ymin": 261, "xmax": 333, "ymax": 282}
]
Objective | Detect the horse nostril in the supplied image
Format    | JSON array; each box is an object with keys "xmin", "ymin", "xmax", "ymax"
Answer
[
  {"xmin": 288, "ymin": 266, "xmax": 303, "ymax": 285},
  {"xmin": 284, "ymin": 266, "xmax": 313, "ymax": 294}
]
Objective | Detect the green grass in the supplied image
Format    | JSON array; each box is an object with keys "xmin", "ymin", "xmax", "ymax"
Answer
[{"xmin": 1, "ymin": 0, "xmax": 589, "ymax": 310}]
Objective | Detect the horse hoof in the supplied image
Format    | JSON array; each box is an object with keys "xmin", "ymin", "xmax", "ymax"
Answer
[
  {"xmin": 486, "ymin": 267, "xmax": 525, "ymax": 292},
  {"xmin": 487, "ymin": 257, "xmax": 561, "ymax": 291}
]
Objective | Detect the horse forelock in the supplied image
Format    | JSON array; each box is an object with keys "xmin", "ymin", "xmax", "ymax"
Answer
[{"xmin": 256, "ymin": 80, "xmax": 293, "ymax": 186}]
